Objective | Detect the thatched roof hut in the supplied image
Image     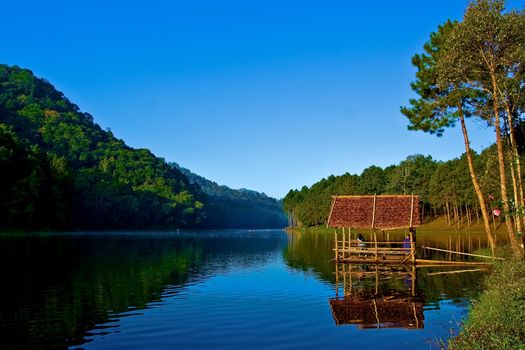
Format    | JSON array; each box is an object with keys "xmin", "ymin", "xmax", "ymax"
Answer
[{"xmin": 327, "ymin": 195, "xmax": 420, "ymax": 230}]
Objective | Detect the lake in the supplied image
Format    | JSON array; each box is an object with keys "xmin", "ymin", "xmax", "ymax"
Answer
[{"xmin": 0, "ymin": 229, "xmax": 487, "ymax": 349}]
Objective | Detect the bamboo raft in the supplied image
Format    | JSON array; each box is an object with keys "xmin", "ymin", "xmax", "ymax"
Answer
[{"xmin": 333, "ymin": 231, "xmax": 493, "ymax": 266}]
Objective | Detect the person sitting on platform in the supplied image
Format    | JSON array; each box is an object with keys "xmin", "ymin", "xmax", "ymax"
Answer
[
  {"xmin": 357, "ymin": 234, "xmax": 366, "ymax": 248},
  {"xmin": 403, "ymin": 234, "xmax": 412, "ymax": 254}
]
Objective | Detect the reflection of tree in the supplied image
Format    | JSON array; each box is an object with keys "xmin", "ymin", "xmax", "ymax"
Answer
[
  {"xmin": 283, "ymin": 231, "xmax": 335, "ymax": 282},
  {"xmin": 0, "ymin": 235, "xmax": 200, "ymax": 349},
  {"xmin": 0, "ymin": 232, "xmax": 286, "ymax": 349}
]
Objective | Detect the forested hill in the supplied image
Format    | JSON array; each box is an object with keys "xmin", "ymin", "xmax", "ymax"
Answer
[
  {"xmin": 0, "ymin": 64, "xmax": 284, "ymax": 230},
  {"xmin": 172, "ymin": 163, "xmax": 288, "ymax": 228}
]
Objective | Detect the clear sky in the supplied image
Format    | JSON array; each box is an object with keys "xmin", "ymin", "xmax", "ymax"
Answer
[{"xmin": 2, "ymin": 0, "xmax": 522, "ymax": 198}]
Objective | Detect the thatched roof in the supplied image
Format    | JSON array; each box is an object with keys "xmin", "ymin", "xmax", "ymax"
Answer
[
  {"xmin": 327, "ymin": 195, "xmax": 420, "ymax": 229},
  {"xmin": 329, "ymin": 297, "xmax": 424, "ymax": 329}
]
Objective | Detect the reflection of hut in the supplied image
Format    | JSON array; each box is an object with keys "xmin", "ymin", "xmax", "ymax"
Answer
[
  {"xmin": 328, "ymin": 195, "xmax": 420, "ymax": 264},
  {"xmin": 330, "ymin": 263, "xmax": 424, "ymax": 329},
  {"xmin": 329, "ymin": 295, "xmax": 424, "ymax": 329}
]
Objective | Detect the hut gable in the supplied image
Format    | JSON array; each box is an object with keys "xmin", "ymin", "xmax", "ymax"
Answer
[{"xmin": 327, "ymin": 195, "xmax": 420, "ymax": 230}]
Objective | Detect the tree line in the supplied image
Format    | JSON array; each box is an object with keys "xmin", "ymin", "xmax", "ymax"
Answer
[{"xmin": 283, "ymin": 149, "xmax": 512, "ymax": 228}]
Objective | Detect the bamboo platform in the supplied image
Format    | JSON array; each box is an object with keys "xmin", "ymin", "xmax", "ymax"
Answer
[
  {"xmin": 334, "ymin": 229, "xmax": 416, "ymax": 264},
  {"xmin": 333, "ymin": 229, "xmax": 494, "ymax": 266}
]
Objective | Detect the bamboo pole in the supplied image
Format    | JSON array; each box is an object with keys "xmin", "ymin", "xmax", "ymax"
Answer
[
  {"xmin": 348, "ymin": 263, "xmax": 352, "ymax": 296},
  {"xmin": 371, "ymin": 194, "xmax": 377, "ymax": 229},
  {"xmin": 334, "ymin": 229, "xmax": 338, "ymax": 262},
  {"xmin": 374, "ymin": 230, "xmax": 378, "ymax": 261},
  {"xmin": 342, "ymin": 263, "xmax": 347, "ymax": 296},
  {"xmin": 335, "ymin": 262, "xmax": 339, "ymax": 299},
  {"xmin": 416, "ymin": 259, "xmax": 492, "ymax": 266},
  {"xmin": 409, "ymin": 194, "xmax": 414, "ymax": 228},
  {"xmin": 422, "ymin": 246, "xmax": 504, "ymax": 260},
  {"xmin": 342, "ymin": 228, "xmax": 346, "ymax": 260},
  {"xmin": 426, "ymin": 269, "xmax": 486, "ymax": 276}
]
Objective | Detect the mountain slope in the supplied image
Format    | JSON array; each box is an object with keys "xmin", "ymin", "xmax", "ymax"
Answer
[
  {"xmin": 173, "ymin": 163, "xmax": 287, "ymax": 228},
  {"xmin": 0, "ymin": 64, "xmax": 204, "ymax": 229},
  {"xmin": 0, "ymin": 64, "xmax": 286, "ymax": 230}
]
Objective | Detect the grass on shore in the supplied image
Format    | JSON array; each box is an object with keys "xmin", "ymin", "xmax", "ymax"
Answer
[{"xmin": 449, "ymin": 254, "xmax": 525, "ymax": 349}]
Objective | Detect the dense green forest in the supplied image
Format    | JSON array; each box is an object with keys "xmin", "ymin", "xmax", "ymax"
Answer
[
  {"xmin": 283, "ymin": 147, "xmax": 523, "ymax": 228},
  {"xmin": 0, "ymin": 64, "xmax": 285, "ymax": 230}
]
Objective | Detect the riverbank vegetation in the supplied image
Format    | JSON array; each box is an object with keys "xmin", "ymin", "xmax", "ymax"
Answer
[{"xmin": 449, "ymin": 255, "xmax": 525, "ymax": 349}]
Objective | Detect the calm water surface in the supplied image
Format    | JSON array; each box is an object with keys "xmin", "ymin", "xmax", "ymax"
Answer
[{"xmin": 0, "ymin": 230, "xmax": 486, "ymax": 349}]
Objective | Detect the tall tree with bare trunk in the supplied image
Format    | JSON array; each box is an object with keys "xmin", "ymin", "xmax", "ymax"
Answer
[
  {"xmin": 437, "ymin": 0, "xmax": 525, "ymax": 257},
  {"xmin": 401, "ymin": 20, "xmax": 497, "ymax": 252}
]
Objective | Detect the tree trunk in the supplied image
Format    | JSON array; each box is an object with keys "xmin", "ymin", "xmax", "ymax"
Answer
[
  {"xmin": 458, "ymin": 114, "xmax": 495, "ymax": 251},
  {"xmin": 492, "ymin": 88, "xmax": 522, "ymax": 257},
  {"xmin": 508, "ymin": 145, "xmax": 522, "ymax": 233},
  {"xmin": 454, "ymin": 202, "xmax": 460, "ymax": 230},
  {"xmin": 446, "ymin": 201, "xmax": 451, "ymax": 226},
  {"xmin": 466, "ymin": 204, "xmax": 471, "ymax": 228},
  {"xmin": 504, "ymin": 102, "xmax": 525, "ymax": 232}
]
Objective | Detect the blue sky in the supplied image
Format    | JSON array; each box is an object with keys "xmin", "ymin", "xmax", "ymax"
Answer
[{"xmin": 2, "ymin": 1, "xmax": 522, "ymax": 198}]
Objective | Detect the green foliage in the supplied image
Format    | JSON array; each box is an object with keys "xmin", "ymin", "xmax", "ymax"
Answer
[
  {"xmin": 0, "ymin": 64, "xmax": 205, "ymax": 229},
  {"xmin": 449, "ymin": 258, "xmax": 525, "ymax": 349},
  {"xmin": 0, "ymin": 124, "xmax": 70, "ymax": 229},
  {"xmin": 282, "ymin": 149, "xmax": 508, "ymax": 228},
  {"xmin": 0, "ymin": 64, "xmax": 286, "ymax": 230}
]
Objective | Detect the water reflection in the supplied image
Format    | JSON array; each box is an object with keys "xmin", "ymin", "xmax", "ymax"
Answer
[
  {"xmin": 0, "ymin": 229, "xmax": 489, "ymax": 349},
  {"xmin": 330, "ymin": 264, "xmax": 424, "ymax": 329},
  {"xmin": 0, "ymin": 231, "xmax": 287, "ymax": 349}
]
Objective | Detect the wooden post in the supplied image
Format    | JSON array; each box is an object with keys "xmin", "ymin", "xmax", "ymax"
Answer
[
  {"xmin": 410, "ymin": 194, "xmax": 416, "ymax": 264},
  {"xmin": 348, "ymin": 263, "xmax": 353, "ymax": 296},
  {"xmin": 374, "ymin": 230, "xmax": 378, "ymax": 261},
  {"xmin": 375, "ymin": 264, "xmax": 379, "ymax": 295},
  {"xmin": 410, "ymin": 230, "xmax": 416, "ymax": 264},
  {"xmin": 342, "ymin": 263, "xmax": 347, "ymax": 296},
  {"xmin": 411, "ymin": 264, "xmax": 416, "ymax": 297},
  {"xmin": 371, "ymin": 194, "xmax": 377, "ymax": 229},
  {"xmin": 342, "ymin": 228, "xmax": 346, "ymax": 260},
  {"xmin": 409, "ymin": 194, "xmax": 415, "ymax": 228},
  {"xmin": 335, "ymin": 262, "xmax": 339, "ymax": 299},
  {"xmin": 334, "ymin": 229, "xmax": 338, "ymax": 262}
]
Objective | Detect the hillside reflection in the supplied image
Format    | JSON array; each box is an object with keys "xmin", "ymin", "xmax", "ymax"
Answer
[{"xmin": 0, "ymin": 231, "xmax": 285, "ymax": 349}]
